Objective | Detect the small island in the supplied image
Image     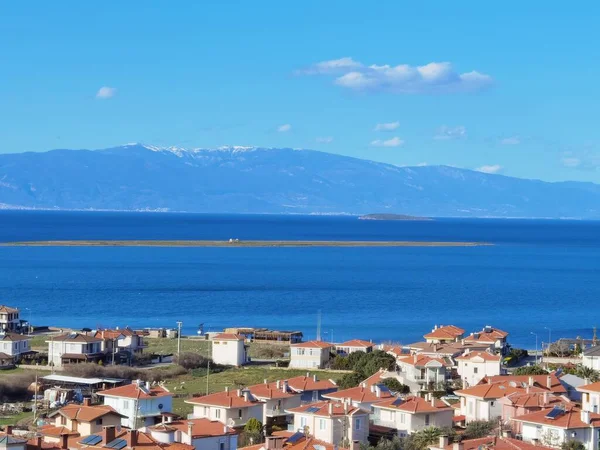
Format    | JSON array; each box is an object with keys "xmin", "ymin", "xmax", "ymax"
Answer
[{"xmin": 358, "ymin": 213, "xmax": 433, "ymax": 221}]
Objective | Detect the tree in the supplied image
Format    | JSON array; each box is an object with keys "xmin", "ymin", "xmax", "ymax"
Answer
[
  {"xmin": 463, "ymin": 420, "xmax": 497, "ymax": 439},
  {"xmin": 576, "ymin": 366, "xmax": 600, "ymax": 382},
  {"xmin": 411, "ymin": 427, "xmax": 443, "ymax": 450},
  {"xmin": 382, "ymin": 378, "xmax": 410, "ymax": 394},
  {"xmin": 241, "ymin": 418, "xmax": 263, "ymax": 447},
  {"xmin": 244, "ymin": 418, "xmax": 263, "ymax": 433},
  {"xmin": 338, "ymin": 371, "xmax": 365, "ymax": 389},
  {"xmin": 561, "ymin": 441, "xmax": 586, "ymax": 450},
  {"xmin": 513, "ymin": 365, "xmax": 548, "ymax": 376},
  {"xmin": 174, "ymin": 352, "xmax": 210, "ymax": 370}
]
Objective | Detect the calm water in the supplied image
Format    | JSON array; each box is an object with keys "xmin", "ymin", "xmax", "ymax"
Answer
[{"xmin": 0, "ymin": 211, "xmax": 599, "ymax": 348}]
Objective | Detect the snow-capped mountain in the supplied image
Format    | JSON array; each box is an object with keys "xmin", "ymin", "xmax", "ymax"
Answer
[{"xmin": 1, "ymin": 144, "xmax": 599, "ymax": 218}]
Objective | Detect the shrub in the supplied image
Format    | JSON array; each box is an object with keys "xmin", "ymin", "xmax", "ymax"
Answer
[
  {"xmin": 0, "ymin": 373, "xmax": 35, "ymax": 403},
  {"xmin": 244, "ymin": 418, "xmax": 263, "ymax": 433},
  {"xmin": 561, "ymin": 441, "xmax": 586, "ymax": 450},
  {"xmin": 337, "ymin": 371, "xmax": 365, "ymax": 389},
  {"xmin": 512, "ymin": 365, "xmax": 548, "ymax": 376},
  {"xmin": 382, "ymin": 378, "xmax": 410, "ymax": 394},
  {"xmin": 463, "ymin": 420, "xmax": 497, "ymax": 439},
  {"xmin": 174, "ymin": 352, "xmax": 211, "ymax": 370}
]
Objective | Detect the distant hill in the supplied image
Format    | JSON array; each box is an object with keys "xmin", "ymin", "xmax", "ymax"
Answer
[{"xmin": 1, "ymin": 144, "xmax": 599, "ymax": 218}]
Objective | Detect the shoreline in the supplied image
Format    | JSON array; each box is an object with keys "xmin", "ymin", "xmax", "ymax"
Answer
[{"xmin": 0, "ymin": 239, "xmax": 492, "ymax": 248}]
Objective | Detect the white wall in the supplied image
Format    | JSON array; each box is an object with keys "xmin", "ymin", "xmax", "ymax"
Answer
[
  {"xmin": 289, "ymin": 348, "xmax": 329, "ymax": 369},
  {"xmin": 582, "ymin": 392, "xmax": 600, "ymax": 414},
  {"xmin": 291, "ymin": 412, "xmax": 369, "ymax": 445},
  {"xmin": 192, "ymin": 404, "xmax": 263, "ymax": 427},
  {"xmin": 583, "ymin": 355, "xmax": 600, "ymax": 371},
  {"xmin": 212, "ymin": 340, "xmax": 246, "ymax": 367},
  {"xmin": 102, "ymin": 395, "xmax": 173, "ymax": 428},
  {"xmin": 457, "ymin": 359, "xmax": 500, "ymax": 386}
]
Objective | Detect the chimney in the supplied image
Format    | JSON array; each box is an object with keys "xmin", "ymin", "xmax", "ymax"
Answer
[
  {"xmin": 344, "ymin": 401, "xmax": 349, "ymax": 414},
  {"xmin": 282, "ymin": 380, "xmax": 289, "ymax": 393},
  {"xmin": 146, "ymin": 381, "xmax": 151, "ymax": 391},
  {"xmin": 439, "ymin": 436, "xmax": 449, "ymax": 448},
  {"xmin": 414, "ymin": 354, "xmax": 418, "ymax": 363},
  {"xmin": 243, "ymin": 390, "xmax": 251, "ymax": 402},
  {"xmin": 83, "ymin": 398, "xmax": 91, "ymax": 407},
  {"xmin": 375, "ymin": 385, "xmax": 382, "ymax": 398},
  {"xmin": 453, "ymin": 443, "xmax": 464, "ymax": 450},
  {"xmin": 237, "ymin": 389, "xmax": 242, "ymax": 397},
  {"xmin": 35, "ymin": 436, "xmax": 42, "ymax": 449},
  {"xmin": 526, "ymin": 385, "xmax": 530, "ymax": 394},
  {"xmin": 127, "ymin": 430, "xmax": 138, "ymax": 448},
  {"xmin": 225, "ymin": 386, "xmax": 229, "ymax": 393},
  {"xmin": 276, "ymin": 380, "xmax": 281, "ymax": 389},
  {"xmin": 162, "ymin": 414, "xmax": 166, "ymax": 424},
  {"xmin": 313, "ymin": 374, "xmax": 317, "ymax": 382},
  {"xmin": 60, "ymin": 434, "xmax": 69, "ymax": 450},
  {"xmin": 543, "ymin": 392, "xmax": 549, "ymax": 404},
  {"xmin": 328, "ymin": 402, "xmax": 334, "ymax": 415},
  {"xmin": 264, "ymin": 379, "xmax": 268, "ymax": 385},
  {"xmin": 306, "ymin": 372, "xmax": 310, "ymax": 378},
  {"xmin": 352, "ymin": 441, "xmax": 361, "ymax": 450},
  {"xmin": 431, "ymin": 395, "xmax": 436, "ymax": 407},
  {"xmin": 167, "ymin": 416, "xmax": 173, "ymax": 424},
  {"xmin": 502, "ymin": 429, "xmax": 511, "ymax": 438},
  {"xmin": 360, "ymin": 382, "xmax": 366, "ymax": 389},
  {"xmin": 528, "ymin": 376, "xmax": 534, "ymax": 387},
  {"xmin": 581, "ymin": 410, "xmax": 591, "ymax": 425},
  {"xmin": 266, "ymin": 436, "xmax": 285, "ymax": 450},
  {"xmin": 187, "ymin": 421, "xmax": 194, "ymax": 438},
  {"xmin": 104, "ymin": 426, "xmax": 116, "ymax": 445},
  {"xmin": 370, "ymin": 384, "xmax": 376, "ymax": 393},
  {"xmin": 546, "ymin": 376, "xmax": 552, "ymax": 390},
  {"xmin": 5, "ymin": 426, "xmax": 12, "ymax": 435}
]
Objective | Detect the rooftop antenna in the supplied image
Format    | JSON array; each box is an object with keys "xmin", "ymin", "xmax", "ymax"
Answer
[{"xmin": 316, "ymin": 310, "xmax": 322, "ymax": 342}]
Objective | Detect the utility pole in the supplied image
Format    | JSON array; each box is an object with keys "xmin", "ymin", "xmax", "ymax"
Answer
[
  {"xmin": 176, "ymin": 321, "xmax": 183, "ymax": 358},
  {"xmin": 531, "ymin": 332, "xmax": 538, "ymax": 365}
]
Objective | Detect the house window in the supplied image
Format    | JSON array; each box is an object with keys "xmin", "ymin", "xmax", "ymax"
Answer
[
  {"xmin": 96, "ymin": 419, "xmax": 103, "ymax": 425},
  {"xmin": 298, "ymin": 349, "xmax": 305, "ymax": 356},
  {"xmin": 354, "ymin": 418, "xmax": 361, "ymax": 430},
  {"xmin": 319, "ymin": 419, "xmax": 326, "ymax": 430},
  {"xmin": 219, "ymin": 442, "xmax": 225, "ymax": 450},
  {"xmin": 238, "ymin": 409, "xmax": 243, "ymax": 419},
  {"xmin": 216, "ymin": 409, "xmax": 221, "ymax": 419},
  {"xmin": 474, "ymin": 367, "xmax": 478, "ymax": 374},
  {"xmin": 60, "ymin": 416, "xmax": 67, "ymax": 425},
  {"xmin": 204, "ymin": 407, "xmax": 208, "ymax": 416},
  {"xmin": 123, "ymin": 400, "xmax": 129, "ymax": 409},
  {"xmin": 400, "ymin": 413, "xmax": 405, "ymax": 424},
  {"xmin": 490, "ymin": 401, "xmax": 495, "ymax": 407},
  {"xmin": 300, "ymin": 417, "xmax": 307, "ymax": 428},
  {"xmin": 425, "ymin": 415, "xmax": 430, "ymax": 426}
]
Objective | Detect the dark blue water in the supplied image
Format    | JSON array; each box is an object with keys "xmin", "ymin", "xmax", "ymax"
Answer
[{"xmin": 0, "ymin": 211, "xmax": 598, "ymax": 349}]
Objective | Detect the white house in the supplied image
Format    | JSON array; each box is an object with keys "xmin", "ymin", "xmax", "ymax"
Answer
[
  {"xmin": 47, "ymin": 332, "xmax": 104, "ymax": 367},
  {"xmin": 0, "ymin": 305, "xmax": 23, "ymax": 333},
  {"xmin": 396, "ymin": 354, "xmax": 450, "ymax": 389},
  {"xmin": 322, "ymin": 383, "xmax": 393, "ymax": 411},
  {"xmin": 93, "ymin": 328, "xmax": 147, "ymax": 358},
  {"xmin": 98, "ymin": 380, "xmax": 173, "ymax": 428},
  {"xmin": 335, "ymin": 340, "xmax": 374, "ymax": 356},
  {"xmin": 287, "ymin": 374, "xmax": 338, "ymax": 403},
  {"xmin": 247, "ymin": 380, "xmax": 302, "ymax": 429},
  {"xmin": 583, "ymin": 346, "xmax": 600, "ymax": 371},
  {"xmin": 212, "ymin": 334, "xmax": 247, "ymax": 367},
  {"xmin": 285, "ymin": 401, "xmax": 370, "ymax": 445},
  {"xmin": 456, "ymin": 350, "xmax": 502, "ymax": 387},
  {"xmin": 371, "ymin": 394, "xmax": 454, "ymax": 437},
  {"xmin": 511, "ymin": 406, "xmax": 600, "ymax": 449},
  {"xmin": 186, "ymin": 387, "xmax": 263, "ymax": 428},
  {"xmin": 455, "ymin": 382, "xmax": 522, "ymax": 423},
  {"xmin": 147, "ymin": 418, "xmax": 238, "ymax": 450},
  {"xmin": 463, "ymin": 326, "xmax": 509, "ymax": 354},
  {"xmin": 424, "ymin": 325, "xmax": 465, "ymax": 344},
  {"xmin": 0, "ymin": 332, "xmax": 32, "ymax": 364},
  {"xmin": 289, "ymin": 341, "xmax": 334, "ymax": 369},
  {"xmin": 579, "ymin": 382, "xmax": 600, "ymax": 414}
]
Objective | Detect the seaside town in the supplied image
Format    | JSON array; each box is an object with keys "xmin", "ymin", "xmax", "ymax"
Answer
[{"xmin": 0, "ymin": 304, "xmax": 599, "ymax": 450}]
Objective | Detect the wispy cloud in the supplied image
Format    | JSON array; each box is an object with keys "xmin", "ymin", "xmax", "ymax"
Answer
[
  {"xmin": 297, "ymin": 58, "xmax": 492, "ymax": 94},
  {"xmin": 561, "ymin": 151, "xmax": 600, "ymax": 171},
  {"xmin": 277, "ymin": 124, "xmax": 292, "ymax": 133},
  {"xmin": 433, "ymin": 125, "xmax": 467, "ymax": 140},
  {"xmin": 476, "ymin": 164, "xmax": 503, "ymax": 174},
  {"xmin": 500, "ymin": 136, "xmax": 520, "ymax": 145},
  {"xmin": 96, "ymin": 86, "xmax": 117, "ymax": 99},
  {"xmin": 316, "ymin": 136, "xmax": 333, "ymax": 143},
  {"xmin": 370, "ymin": 137, "xmax": 404, "ymax": 148},
  {"xmin": 374, "ymin": 121, "xmax": 400, "ymax": 132}
]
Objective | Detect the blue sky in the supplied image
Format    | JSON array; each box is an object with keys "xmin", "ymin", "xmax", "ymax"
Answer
[{"xmin": 1, "ymin": 1, "xmax": 599, "ymax": 182}]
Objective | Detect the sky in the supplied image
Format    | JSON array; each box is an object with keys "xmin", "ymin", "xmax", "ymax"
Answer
[{"xmin": 1, "ymin": 1, "xmax": 599, "ymax": 182}]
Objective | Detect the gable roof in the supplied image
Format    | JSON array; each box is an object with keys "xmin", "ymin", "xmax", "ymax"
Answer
[
  {"xmin": 511, "ymin": 406, "xmax": 600, "ymax": 429},
  {"xmin": 337, "ymin": 339, "xmax": 373, "ymax": 348},
  {"xmin": 578, "ymin": 381, "xmax": 600, "ymax": 393},
  {"xmin": 286, "ymin": 374, "xmax": 337, "ymax": 392},
  {"xmin": 185, "ymin": 388, "xmax": 259, "ymax": 408},
  {"xmin": 149, "ymin": 419, "xmax": 235, "ymax": 438},
  {"xmin": 213, "ymin": 333, "xmax": 245, "ymax": 341},
  {"xmin": 456, "ymin": 351, "xmax": 501, "ymax": 362},
  {"xmin": 437, "ymin": 436, "xmax": 552, "ymax": 450},
  {"xmin": 498, "ymin": 391, "xmax": 564, "ymax": 408},
  {"xmin": 583, "ymin": 345, "xmax": 600, "ymax": 357},
  {"xmin": 322, "ymin": 383, "xmax": 393, "ymax": 403},
  {"xmin": 455, "ymin": 383, "xmax": 544, "ymax": 400},
  {"xmin": 98, "ymin": 383, "xmax": 171, "ymax": 400},
  {"xmin": 481, "ymin": 374, "xmax": 566, "ymax": 394},
  {"xmin": 248, "ymin": 380, "xmax": 299, "ymax": 400},
  {"xmin": 55, "ymin": 404, "xmax": 125, "ymax": 421},
  {"xmin": 424, "ymin": 325, "xmax": 465, "ymax": 340},
  {"xmin": 286, "ymin": 401, "xmax": 369, "ymax": 417},
  {"xmin": 0, "ymin": 332, "xmax": 30, "ymax": 342},
  {"xmin": 49, "ymin": 333, "xmax": 102, "ymax": 343},
  {"xmin": 291, "ymin": 340, "xmax": 333, "ymax": 349},
  {"xmin": 374, "ymin": 395, "xmax": 452, "ymax": 414},
  {"xmin": 0, "ymin": 305, "xmax": 19, "ymax": 314},
  {"xmin": 397, "ymin": 354, "xmax": 450, "ymax": 368},
  {"xmin": 464, "ymin": 327, "xmax": 509, "ymax": 343}
]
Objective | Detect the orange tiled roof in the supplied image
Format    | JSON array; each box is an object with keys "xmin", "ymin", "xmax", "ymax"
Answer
[
  {"xmin": 440, "ymin": 436, "xmax": 552, "ymax": 450},
  {"xmin": 464, "ymin": 327, "xmax": 509, "ymax": 343},
  {"xmin": 248, "ymin": 380, "xmax": 299, "ymax": 400},
  {"xmin": 286, "ymin": 400, "xmax": 368, "ymax": 417},
  {"xmin": 150, "ymin": 419, "xmax": 235, "ymax": 438},
  {"xmin": 456, "ymin": 351, "xmax": 501, "ymax": 362},
  {"xmin": 337, "ymin": 339, "xmax": 373, "ymax": 348},
  {"xmin": 481, "ymin": 374, "xmax": 566, "ymax": 394},
  {"xmin": 456, "ymin": 383, "xmax": 537, "ymax": 400},
  {"xmin": 398, "ymin": 354, "xmax": 449, "ymax": 367},
  {"xmin": 50, "ymin": 333, "xmax": 102, "ymax": 343},
  {"xmin": 291, "ymin": 340, "xmax": 333, "ymax": 349},
  {"xmin": 424, "ymin": 325, "xmax": 465, "ymax": 340},
  {"xmin": 98, "ymin": 383, "xmax": 171, "ymax": 400},
  {"xmin": 185, "ymin": 388, "xmax": 258, "ymax": 407},
  {"xmin": 511, "ymin": 405, "xmax": 600, "ymax": 429},
  {"xmin": 56, "ymin": 404, "xmax": 124, "ymax": 422},
  {"xmin": 361, "ymin": 369, "xmax": 387, "ymax": 387},
  {"xmin": 374, "ymin": 395, "xmax": 452, "ymax": 413},
  {"xmin": 323, "ymin": 384, "xmax": 393, "ymax": 403},
  {"xmin": 0, "ymin": 305, "xmax": 19, "ymax": 313},
  {"xmin": 287, "ymin": 374, "xmax": 337, "ymax": 392},
  {"xmin": 500, "ymin": 391, "xmax": 564, "ymax": 408},
  {"xmin": 213, "ymin": 333, "xmax": 245, "ymax": 341},
  {"xmin": 578, "ymin": 381, "xmax": 600, "ymax": 393},
  {"xmin": 40, "ymin": 426, "xmax": 80, "ymax": 437}
]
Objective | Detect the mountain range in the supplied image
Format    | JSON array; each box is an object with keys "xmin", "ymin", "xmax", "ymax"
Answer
[{"xmin": 1, "ymin": 144, "xmax": 599, "ymax": 218}]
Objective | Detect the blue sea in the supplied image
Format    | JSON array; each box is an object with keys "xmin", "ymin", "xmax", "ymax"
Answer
[{"xmin": 0, "ymin": 211, "xmax": 599, "ymax": 349}]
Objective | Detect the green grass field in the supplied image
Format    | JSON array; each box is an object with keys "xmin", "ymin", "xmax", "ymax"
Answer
[
  {"xmin": 145, "ymin": 338, "xmax": 212, "ymax": 357},
  {"xmin": 164, "ymin": 367, "xmax": 345, "ymax": 417}
]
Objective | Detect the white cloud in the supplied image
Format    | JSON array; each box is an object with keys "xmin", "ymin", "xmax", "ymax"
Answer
[
  {"xmin": 433, "ymin": 125, "xmax": 467, "ymax": 140},
  {"xmin": 476, "ymin": 164, "xmax": 503, "ymax": 174},
  {"xmin": 316, "ymin": 136, "xmax": 333, "ymax": 143},
  {"xmin": 298, "ymin": 58, "xmax": 492, "ymax": 94},
  {"xmin": 370, "ymin": 137, "xmax": 404, "ymax": 148},
  {"xmin": 277, "ymin": 124, "xmax": 292, "ymax": 133},
  {"xmin": 501, "ymin": 136, "xmax": 520, "ymax": 145},
  {"xmin": 416, "ymin": 162, "xmax": 428, "ymax": 167},
  {"xmin": 96, "ymin": 86, "xmax": 116, "ymax": 99},
  {"xmin": 561, "ymin": 152, "xmax": 600, "ymax": 171},
  {"xmin": 374, "ymin": 121, "xmax": 400, "ymax": 132},
  {"xmin": 561, "ymin": 157, "xmax": 581, "ymax": 168}
]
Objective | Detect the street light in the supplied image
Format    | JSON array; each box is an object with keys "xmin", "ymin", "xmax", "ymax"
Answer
[
  {"xmin": 544, "ymin": 327, "xmax": 552, "ymax": 353},
  {"xmin": 531, "ymin": 332, "xmax": 538, "ymax": 365},
  {"xmin": 176, "ymin": 321, "xmax": 183, "ymax": 358}
]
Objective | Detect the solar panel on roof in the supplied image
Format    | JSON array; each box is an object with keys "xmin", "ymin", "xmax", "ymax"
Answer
[
  {"xmin": 106, "ymin": 439, "xmax": 127, "ymax": 449},
  {"xmin": 287, "ymin": 432, "xmax": 304, "ymax": 444},
  {"xmin": 545, "ymin": 406, "xmax": 564, "ymax": 419},
  {"xmin": 81, "ymin": 435, "xmax": 102, "ymax": 445},
  {"xmin": 306, "ymin": 406, "xmax": 320, "ymax": 413},
  {"xmin": 378, "ymin": 385, "xmax": 391, "ymax": 393},
  {"xmin": 392, "ymin": 398, "xmax": 403, "ymax": 406}
]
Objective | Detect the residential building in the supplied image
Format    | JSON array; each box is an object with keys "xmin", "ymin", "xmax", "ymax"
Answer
[
  {"xmin": 77, "ymin": 426, "xmax": 188, "ymax": 450},
  {"xmin": 212, "ymin": 334, "xmax": 248, "ymax": 367},
  {"xmin": 560, "ymin": 374, "xmax": 587, "ymax": 402},
  {"xmin": 0, "ymin": 428, "xmax": 28, "ymax": 450},
  {"xmin": 579, "ymin": 382, "xmax": 600, "ymax": 414},
  {"xmin": 47, "ymin": 333, "xmax": 104, "ymax": 367},
  {"xmin": 247, "ymin": 380, "xmax": 302, "ymax": 429},
  {"xmin": 424, "ymin": 325, "xmax": 465, "ymax": 344},
  {"xmin": 93, "ymin": 328, "xmax": 147, "ymax": 358},
  {"xmin": 240, "ymin": 434, "xmax": 349, "ymax": 450},
  {"xmin": 481, "ymin": 375, "xmax": 568, "ymax": 396},
  {"xmin": 371, "ymin": 394, "xmax": 454, "ymax": 437},
  {"xmin": 286, "ymin": 374, "xmax": 338, "ymax": 403},
  {"xmin": 396, "ymin": 354, "xmax": 450, "ymax": 389},
  {"xmin": 147, "ymin": 418, "xmax": 237, "ymax": 450},
  {"xmin": 511, "ymin": 405, "xmax": 600, "ymax": 449},
  {"xmin": 335, "ymin": 340, "xmax": 374, "ymax": 356},
  {"xmin": 0, "ymin": 332, "xmax": 32, "ymax": 364},
  {"xmin": 322, "ymin": 383, "xmax": 393, "ymax": 411},
  {"xmin": 186, "ymin": 387, "xmax": 263, "ymax": 428},
  {"xmin": 45, "ymin": 400, "xmax": 124, "ymax": 440},
  {"xmin": 498, "ymin": 391, "xmax": 566, "ymax": 434},
  {"xmin": 0, "ymin": 305, "xmax": 22, "ymax": 333},
  {"xmin": 583, "ymin": 346, "xmax": 600, "ymax": 371},
  {"xmin": 289, "ymin": 341, "xmax": 334, "ymax": 369},
  {"xmin": 406, "ymin": 341, "xmax": 491, "ymax": 361},
  {"xmin": 455, "ymin": 382, "xmax": 532, "ymax": 423},
  {"xmin": 463, "ymin": 326, "xmax": 509, "ymax": 354},
  {"xmin": 428, "ymin": 435, "xmax": 552, "ymax": 450},
  {"xmin": 98, "ymin": 381, "xmax": 173, "ymax": 428},
  {"xmin": 285, "ymin": 401, "xmax": 370, "ymax": 445},
  {"xmin": 456, "ymin": 350, "xmax": 502, "ymax": 387}
]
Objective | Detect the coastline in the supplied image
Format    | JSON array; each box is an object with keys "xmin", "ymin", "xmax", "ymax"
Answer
[{"xmin": 0, "ymin": 239, "xmax": 492, "ymax": 248}]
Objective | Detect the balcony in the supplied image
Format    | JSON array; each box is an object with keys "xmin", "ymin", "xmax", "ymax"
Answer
[{"xmin": 266, "ymin": 408, "xmax": 290, "ymax": 417}]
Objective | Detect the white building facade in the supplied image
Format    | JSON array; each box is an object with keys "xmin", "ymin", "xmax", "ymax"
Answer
[{"xmin": 212, "ymin": 334, "xmax": 247, "ymax": 367}]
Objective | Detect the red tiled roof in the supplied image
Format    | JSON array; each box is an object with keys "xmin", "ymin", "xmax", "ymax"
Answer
[
  {"xmin": 337, "ymin": 339, "xmax": 373, "ymax": 348},
  {"xmin": 286, "ymin": 400, "xmax": 368, "ymax": 417},
  {"xmin": 511, "ymin": 405, "xmax": 600, "ymax": 429},
  {"xmin": 98, "ymin": 383, "xmax": 172, "ymax": 399},
  {"xmin": 456, "ymin": 351, "xmax": 501, "ymax": 362},
  {"xmin": 291, "ymin": 340, "xmax": 333, "ymax": 349},
  {"xmin": 481, "ymin": 374, "xmax": 566, "ymax": 394},
  {"xmin": 323, "ymin": 384, "xmax": 393, "ymax": 403},
  {"xmin": 456, "ymin": 383, "xmax": 538, "ymax": 400},
  {"xmin": 248, "ymin": 381, "xmax": 299, "ymax": 400},
  {"xmin": 397, "ymin": 354, "xmax": 449, "ymax": 367},
  {"xmin": 213, "ymin": 333, "xmax": 245, "ymax": 341},
  {"xmin": 287, "ymin": 374, "xmax": 337, "ymax": 392},
  {"xmin": 464, "ymin": 327, "xmax": 508, "ymax": 343},
  {"xmin": 150, "ymin": 419, "xmax": 235, "ymax": 438},
  {"xmin": 56, "ymin": 404, "xmax": 124, "ymax": 421},
  {"xmin": 374, "ymin": 395, "xmax": 452, "ymax": 413},
  {"xmin": 439, "ymin": 437, "xmax": 551, "ymax": 450},
  {"xmin": 40, "ymin": 426, "xmax": 80, "ymax": 437},
  {"xmin": 424, "ymin": 325, "xmax": 465, "ymax": 340},
  {"xmin": 185, "ymin": 388, "xmax": 258, "ymax": 407},
  {"xmin": 93, "ymin": 330, "xmax": 124, "ymax": 340},
  {"xmin": 578, "ymin": 381, "xmax": 600, "ymax": 393},
  {"xmin": 499, "ymin": 391, "xmax": 564, "ymax": 408},
  {"xmin": 361, "ymin": 369, "xmax": 387, "ymax": 387}
]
